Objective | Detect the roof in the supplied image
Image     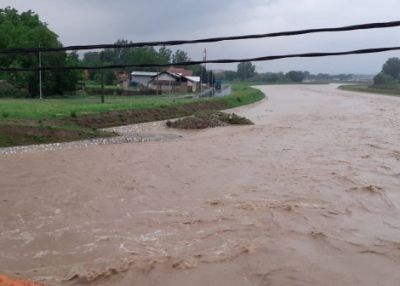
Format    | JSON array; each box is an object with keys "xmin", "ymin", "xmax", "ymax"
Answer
[
  {"xmin": 147, "ymin": 71, "xmax": 201, "ymax": 83},
  {"xmin": 131, "ymin": 71, "xmax": 158, "ymax": 77},
  {"xmin": 167, "ymin": 67, "xmax": 193, "ymax": 77},
  {"xmin": 185, "ymin": 76, "xmax": 201, "ymax": 83},
  {"xmin": 150, "ymin": 71, "xmax": 184, "ymax": 81}
]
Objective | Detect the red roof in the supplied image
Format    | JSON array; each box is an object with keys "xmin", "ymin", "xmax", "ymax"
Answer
[{"xmin": 167, "ymin": 68, "xmax": 193, "ymax": 77}]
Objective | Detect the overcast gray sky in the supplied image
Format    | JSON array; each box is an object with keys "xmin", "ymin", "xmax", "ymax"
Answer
[{"xmin": 1, "ymin": 0, "xmax": 400, "ymax": 74}]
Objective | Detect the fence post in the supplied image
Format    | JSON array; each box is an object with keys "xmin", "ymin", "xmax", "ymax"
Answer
[{"xmin": 38, "ymin": 44, "xmax": 43, "ymax": 100}]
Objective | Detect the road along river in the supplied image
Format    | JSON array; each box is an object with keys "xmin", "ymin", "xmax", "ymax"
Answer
[{"xmin": 1, "ymin": 84, "xmax": 400, "ymax": 285}]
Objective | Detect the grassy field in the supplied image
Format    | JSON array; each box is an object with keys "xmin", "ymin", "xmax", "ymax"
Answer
[
  {"xmin": 0, "ymin": 95, "xmax": 198, "ymax": 121},
  {"xmin": 0, "ymin": 85, "xmax": 265, "ymax": 147},
  {"xmin": 339, "ymin": 84, "xmax": 400, "ymax": 97}
]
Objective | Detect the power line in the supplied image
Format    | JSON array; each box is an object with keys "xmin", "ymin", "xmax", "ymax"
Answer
[
  {"xmin": 1, "ymin": 46, "xmax": 400, "ymax": 72},
  {"xmin": 0, "ymin": 20, "xmax": 400, "ymax": 54}
]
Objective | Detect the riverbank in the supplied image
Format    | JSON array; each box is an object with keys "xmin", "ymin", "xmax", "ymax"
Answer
[
  {"xmin": 0, "ymin": 85, "xmax": 264, "ymax": 147},
  {"xmin": 339, "ymin": 84, "xmax": 400, "ymax": 97}
]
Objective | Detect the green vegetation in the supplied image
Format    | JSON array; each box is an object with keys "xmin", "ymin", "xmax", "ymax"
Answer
[
  {"xmin": 0, "ymin": 85, "xmax": 265, "ymax": 147},
  {"xmin": 0, "ymin": 8, "xmax": 217, "ymax": 98},
  {"xmin": 0, "ymin": 85, "xmax": 263, "ymax": 122},
  {"xmin": 339, "ymin": 57, "xmax": 400, "ymax": 97},
  {"xmin": 0, "ymin": 7, "xmax": 81, "ymax": 97},
  {"xmin": 218, "ymin": 66, "xmax": 356, "ymax": 85},
  {"xmin": 372, "ymin": 57, "xmax": 400, "ymax": 87},
  {"xmin": 82, "ymin": 43, "xmax": 215, "ymax": 86},
  {"xmin": 339, "ymin": 84, "xmax": 400, "ymax": 97}
]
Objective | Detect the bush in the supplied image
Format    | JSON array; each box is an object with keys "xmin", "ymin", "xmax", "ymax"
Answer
[
  {"xmin": 373, "ymin": 73, "xmax": 397, "ymax": 86},
  {"xmin": 0, "ymin": 80, "xmax": 29, "ymax": 98}
]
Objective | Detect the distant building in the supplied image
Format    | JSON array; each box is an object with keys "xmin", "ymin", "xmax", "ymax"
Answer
[
  {"xmin": 167, "ymin": 67, "xmax": 193, "ymax": 77},
  {"xmin": 185, "ymin": 76, "xmax": 201, "ymax": 92},
  {"xmin": 148, "ymin": 71, "xmax": 200, "ymax": 93},
  {"xmin": 131, "ymin": 71, "xmax": 159, "ymax": 88}
]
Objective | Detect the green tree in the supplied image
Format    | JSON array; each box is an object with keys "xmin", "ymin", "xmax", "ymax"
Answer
[
  {"xmin": 373, "ymin": 72, "xmax": 396, "ymax": 85},
  {"xmin": 224, "ymin": 70, "xmax": 238, "ymax": 81},
  {"xmin": 82, "ymin": 40, "xmax": 171, "ymax": 82},
  {"xmin": 158, "ymin": 47, "xmax": 172, "ymax": 65},
  {"xmin": 0, "ymin": 7, "xmax": 79, "ymax": 97},
  {"xmin": 237, "ymin": 62, "xmax": 256, "ymax": 80},
  {"xmin": 285, "ymin": 71, "xmax": 305, "ymax": 83},
  {"xmin": 382, "ymin": 57, "xmax": 400, "ymax": 80},
  {"xmin": 172, "ymin": 49, "xmax": 190, "ymax": 64}
]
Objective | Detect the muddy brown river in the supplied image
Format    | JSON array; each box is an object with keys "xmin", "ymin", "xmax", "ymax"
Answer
[{"xmin": 1, "ymin": 85, "xmax": 400, "ymax": 285}]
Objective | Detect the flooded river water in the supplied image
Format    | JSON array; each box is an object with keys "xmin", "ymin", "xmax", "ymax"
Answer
[{"xmin": 1, "ymin": 84, "xmax": 399, "ymax": 285}]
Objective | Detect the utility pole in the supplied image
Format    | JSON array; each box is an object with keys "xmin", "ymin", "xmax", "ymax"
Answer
[
  {"xmin": 38, "ymin": 44, "xmax": 43, "ymax": 100},
  {"xmin": 100, "ymin": 51, "xmax": 105, "ymax": 104}
]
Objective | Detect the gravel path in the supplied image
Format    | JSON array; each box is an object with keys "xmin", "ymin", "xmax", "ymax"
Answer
[{"xmin": 0, "ymin": 121, "xmax": 186, "ymax": 155}]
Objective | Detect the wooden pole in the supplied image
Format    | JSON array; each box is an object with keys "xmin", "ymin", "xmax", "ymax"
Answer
[{"xmin": 38, "ymin": 44, "xmax": 43, "ymax": 100}]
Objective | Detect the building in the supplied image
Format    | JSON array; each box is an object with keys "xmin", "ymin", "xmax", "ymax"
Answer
[
  {"xmin": 167, "ymin": 67, "xmax": 193, "ymax": 77},
  {"xmin": 131, "ymin": 71, "xmax": 158, "ymax": 88},
  {"xmin": 149, "ymin": 71, "xmax": 200, "ymax": 93},
  {"xmin": 185, "ymin": 76, "xmax": 201, "ymax": 92}
]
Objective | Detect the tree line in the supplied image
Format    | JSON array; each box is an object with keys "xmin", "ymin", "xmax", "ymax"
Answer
[
  {"xmin": 219, "ymin": 61, "xmax": 354, "ymax": 84},
  {"xmin": 0, "ymin": 7, "xmax": 216, "ymax": 98},
  {"xmin": 81, "ymin": 41, "xmax": 215, "ymax": 86}
]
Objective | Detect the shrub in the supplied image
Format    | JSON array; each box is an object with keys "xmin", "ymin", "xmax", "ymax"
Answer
[
  {"xmin": 0, "ymin": 80, "xmax": 29, "ymax": 98},
  {"xmin": 373, "ymin": 72, "xmax": 397, "ymax": 86}
]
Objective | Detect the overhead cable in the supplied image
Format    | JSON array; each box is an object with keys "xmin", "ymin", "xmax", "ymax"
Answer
[
  {"xmin": 1, "ymin": 46, "xmax": 400, "ymax": 72},
  {"xmin": 0, "ymin": 20, "xmax": 400, "ymax": 54}
]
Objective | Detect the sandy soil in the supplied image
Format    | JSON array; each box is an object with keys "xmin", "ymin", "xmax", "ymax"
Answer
[{"xmin": 1, "ymin": 84, "xmax": 400, "ymax": 286}]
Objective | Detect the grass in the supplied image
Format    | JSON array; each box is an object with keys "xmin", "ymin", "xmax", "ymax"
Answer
[
  {"xmin": 0, "ymin": 85, "xmax": 265, "ymax": 147},
  {"xmin": 339, "ymin": 84, "xmax": 400, "ymax": 97},
  {"xmin": 0, "ymin": 85, "xmax": 264, "ymax": 122},
  {"xmin": 0, "ymin": 95, "xmax": 187, "ymax": 121}
]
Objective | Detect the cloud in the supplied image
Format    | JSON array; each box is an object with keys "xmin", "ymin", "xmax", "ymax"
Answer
[{"xmin": 1, "ymin": 0, "xmax": 400, "ymax": 73}]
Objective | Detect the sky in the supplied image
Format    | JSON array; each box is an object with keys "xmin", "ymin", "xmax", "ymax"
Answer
[{"xmin": 1, "ymin": 0, "xmax": 400, "ymax": 74}]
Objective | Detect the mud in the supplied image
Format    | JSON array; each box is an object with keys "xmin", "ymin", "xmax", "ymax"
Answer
[
  {"xmin": 73, "ymin": 101, "xmax": 229, "ymax": 129},
  {"xmin": 166, "ymin": 111, "xmax": 253, "ymax": 129},
  {"xmin": 1, "ymin": 84, "xmax": 400, "ymax": 285}
]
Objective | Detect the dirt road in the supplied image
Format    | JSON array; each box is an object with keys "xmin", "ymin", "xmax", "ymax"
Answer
[{"xmin": 1, "ymin": 85, "xmax": 400, "ymax": 285}]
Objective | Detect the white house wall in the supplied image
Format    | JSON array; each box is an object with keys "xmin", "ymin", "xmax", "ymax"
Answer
[
  {"xmin": 155, "ymin": 74, "xmax": 178, "ymax": 81},
  {"xmin": 131, "ymin": 76, "xmax": 154, "ymax": 86}
]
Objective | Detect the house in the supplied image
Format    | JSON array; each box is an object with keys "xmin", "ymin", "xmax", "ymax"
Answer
[
  {"xmin": 149, "ymin": 71, "xmax": 200, "ymax": 93},
  {"xmin": 148, "ymin": 71, "xmax": 187, "ymax": 93},
  {"xmin": 131, "ymin": 71, "xmax": 158, "ymax": 88},
  {"xmin": 166, "ymin": 67, "xmax": 193, "ymax": 77},
  {"xmin": 185, "ymin": 76, "xmax": 201, "ymax": 92}
]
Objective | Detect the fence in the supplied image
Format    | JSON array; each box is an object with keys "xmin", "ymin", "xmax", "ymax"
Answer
[{"xmin": 85, "ymin": 87, "xmax": 161, "ymax": 96}]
